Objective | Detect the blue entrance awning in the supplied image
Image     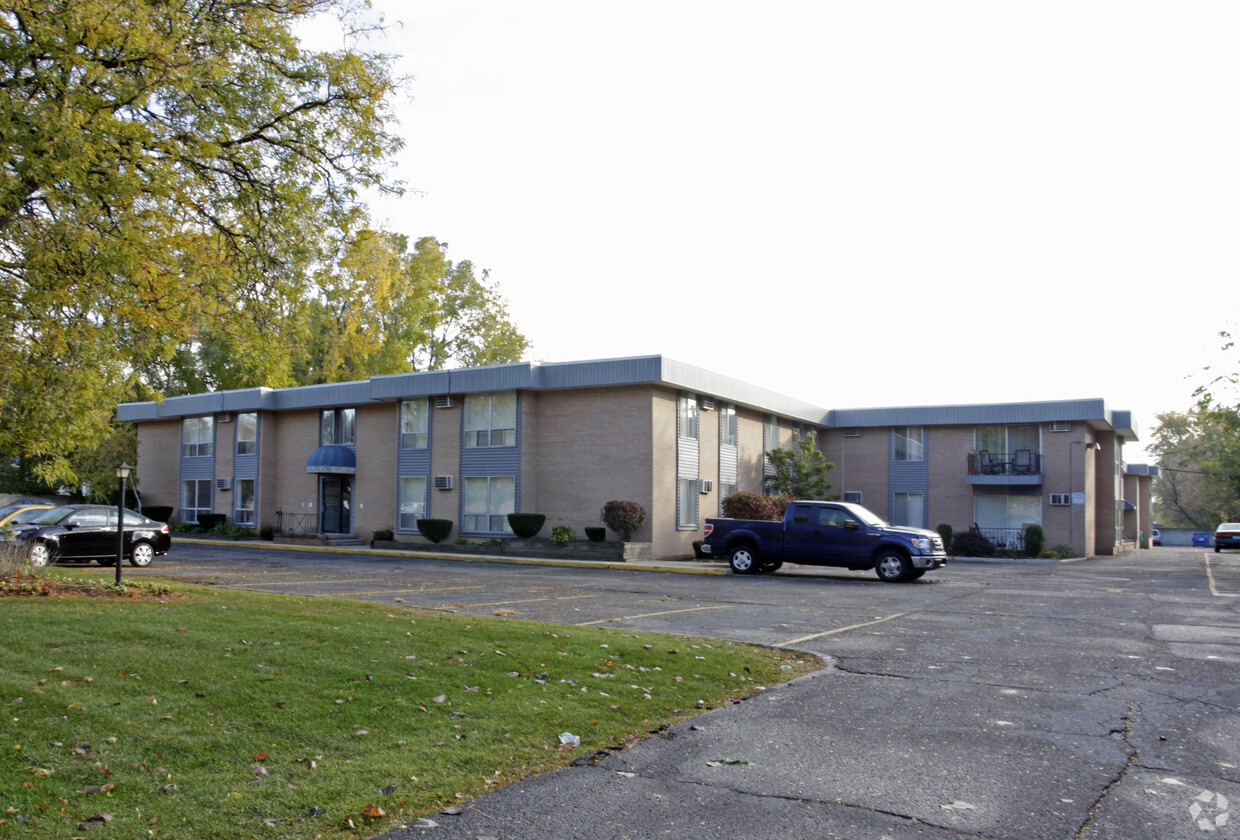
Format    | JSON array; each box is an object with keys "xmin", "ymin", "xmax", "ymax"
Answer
[{"xmin": 307, "ymin": 445, "xmax": 356, "ymax": 475}]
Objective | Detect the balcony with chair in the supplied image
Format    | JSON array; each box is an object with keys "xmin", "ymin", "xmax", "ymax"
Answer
[{"xmin": 966, "ymin": 449, "xmax": 1043, "ymax": 485}]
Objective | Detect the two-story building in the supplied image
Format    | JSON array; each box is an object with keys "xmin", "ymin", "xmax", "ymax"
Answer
[{"xmin": 116, "ymin": 355, "xmax": 1157, "ymax": 559}]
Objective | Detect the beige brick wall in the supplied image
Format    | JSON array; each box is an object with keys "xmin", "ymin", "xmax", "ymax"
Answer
[
  {"xmin": 353, "ymin": 403, "xmax": 398, "ymax": 539},
  {"xmin": 927, "ymin": 427, "xmax": 975, "ymax": 532},
  {"xmin": 832, "ymin": 428, "xmax": 888, "ymax": 513},
  {"xmin": 651, "ymin": 389, "xmax": 680, "ymax": 556},
  {"xmin": 135, "ymin": 420, "xmax": 182, "ymax": 511},
  {"xmin": 267, "ymin": 409, "xmax": 322, "ymax": 527},
  {"xmin": 735, "ymin": 405, "xmax": 768, "ymax": 492}
]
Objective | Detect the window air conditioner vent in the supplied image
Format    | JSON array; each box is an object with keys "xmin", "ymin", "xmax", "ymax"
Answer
[
  {"xmin": 700, "ymin": 397, "xmax": 715, "ymax": 411},
  {"xmin": 844, "ymin": 427, "xmax": 862, "ymax": 437},
  {"xmin": 844, "ymin": 491, "xmax": 863, "ymax": 503},
  {"xmin": 217, "ymin": 478, "xmax": 232, "ymax": 491},
  {"xmin": 217, "ymin": 413, "xmax": 233, "ymax": 423},
  {"xmin": 434, "ymin": 475, "xmax": 454, "ymax": 490},
  {"xmin": 1050, "ymin": 421, "xmax": 1071, "ymax": 432},
  {"xmin": 698, "ymin": 479, "xmax": 713, "ymax": 494},
  {"xmin": 1050, "ymin": 493, "xmax": 1071, "ymax": 506},
  {"xmin": 434, "ymin": 396, "xmax": 454, "ymax": 409}
]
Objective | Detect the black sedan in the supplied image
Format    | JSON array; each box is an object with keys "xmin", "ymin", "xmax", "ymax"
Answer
[
  {"xmin": 13, "ymin": 505, "xmax": 171, "ymax": 567},
  {"xmin": 1215, "ymin": 522, "xmax": 1240, "ymax": 553}
]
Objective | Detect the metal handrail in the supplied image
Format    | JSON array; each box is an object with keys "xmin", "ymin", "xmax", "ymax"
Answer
[{"xmin": 275, "ymin": 510, "xmax": 316, "ymax": 536}]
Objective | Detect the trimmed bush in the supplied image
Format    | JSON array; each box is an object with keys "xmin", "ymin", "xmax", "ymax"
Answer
[
  {"xmin": 198, "ymin": 513, "xmax": 227, "ymax": 532},
  {"xmin": 416, "ymin": 518, "xmax": 453, "ymax": 544},
  {"xmin": 372, "ymin": 528, "xmax": 394, "ymax": 542},
  {"xmin": 551, "ymin": 526, "xmax": 578, "ymax": 544},
  {"xmin": 584, "ymin": 527, "xmax": 606, "ymax": 542},
  {"xmin": 144, "ymin": 506, "xmax": 174, "ymax": 524},
  {"xmin": 952, "ymin": 531, "xmax": 995, "ymax": 557},
  {"xmin": 936, "ymin": 523, "xmax": 954, "ymax": 553},
  {"xmin": 1023, "ymin": 524, "xmax": 1046, "ymax": 558},
  {"xmin": 507, "ymin": 512, "xmax": 546, "ymax": 539},
  {"xmin": 721, "ymin": 491, "xmax": 791, "ymax": 521},
  {"xmin": 601, "ymin": 500, "xmax": 647, "ymax": 542}
]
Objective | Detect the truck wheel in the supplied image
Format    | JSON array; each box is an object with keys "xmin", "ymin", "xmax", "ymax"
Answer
[
  {"xmin": 729, "ymin": 545, "xmax": 759, "ymax": 574},
  {"xmin": 874, "ymin": 550, "xmax": 912, "ymax": 583},
  {"xmin": 758, "ymin": 560, "xmax": 783, "ymax": 573}
]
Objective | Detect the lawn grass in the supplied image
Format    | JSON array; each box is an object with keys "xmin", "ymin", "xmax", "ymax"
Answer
[{"xmin": 1, "ymin": 573, "xmax": 819, "ymax": 839}]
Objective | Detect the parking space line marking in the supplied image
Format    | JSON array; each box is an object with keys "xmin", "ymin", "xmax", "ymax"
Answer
[
  {"xmin": 775, "ymin": 612, "xmax": 908, "ymax": 647},
  {"xmin": 433, "ymin": 594, "xmax": 602, "ymax": 608},
  {"xmin": 574, "ymin": 605, "xmax": 729, "ymax": 626},
  {"xmin": 1203, "ymin": 554, "xmax": 1237, "ymax": 597}
]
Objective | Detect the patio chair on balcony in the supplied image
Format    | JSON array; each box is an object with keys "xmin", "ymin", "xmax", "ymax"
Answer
[
  {"xmin": 979, "ymin": 450, "xmax": 999, "ymax": 475},
  {"xmin": 1012, "ymin": 449, "xmax": 1033, "ymax": 474}
]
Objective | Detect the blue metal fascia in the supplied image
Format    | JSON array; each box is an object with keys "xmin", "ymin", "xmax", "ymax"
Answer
[{"xmin": 828, "ymin": 398, "xmax": 1112, "ymax": 430}]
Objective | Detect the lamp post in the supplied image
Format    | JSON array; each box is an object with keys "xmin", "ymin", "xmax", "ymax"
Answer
[{"xmin": 115, "ymin": 463, "xmax": 132, "ymax": 587}]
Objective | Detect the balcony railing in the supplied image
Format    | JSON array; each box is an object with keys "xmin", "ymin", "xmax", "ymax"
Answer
[
  {"xmin": 967, "ymin": 450, "xmax": 1042, "ymax": 477},
  {"xmin": 973, "ymin": 527, "xmax": 1025, "ymax": 551}
]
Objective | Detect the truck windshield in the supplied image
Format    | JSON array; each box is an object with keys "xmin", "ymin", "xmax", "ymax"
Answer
[{"xmin": 844, "ymin": 504, "xmax": 887, "ymax": 527}]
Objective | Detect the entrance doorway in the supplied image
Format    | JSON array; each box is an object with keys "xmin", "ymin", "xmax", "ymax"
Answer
[{"xmin": 321, "ymin": 476, "xmax": 352, "ymax": 535}]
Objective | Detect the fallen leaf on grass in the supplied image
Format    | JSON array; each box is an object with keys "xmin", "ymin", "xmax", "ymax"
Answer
[
  {"xmin": 253, "ymin": 751, "xmax": 268, "ymax": 761},
  {"xmin": 362, "ymin": 803, "xmax": 387, "ymax": 818}
]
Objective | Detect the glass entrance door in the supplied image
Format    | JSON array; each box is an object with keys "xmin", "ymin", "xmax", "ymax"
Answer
[{"xmin": 321, "ymin": 477, "xmax": 352, "ymax": 534}]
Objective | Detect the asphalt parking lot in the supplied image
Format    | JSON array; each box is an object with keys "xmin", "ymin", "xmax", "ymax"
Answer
[{"xmin": 108, "ymin": 542, "xmax": 1240, "ymax": 839}]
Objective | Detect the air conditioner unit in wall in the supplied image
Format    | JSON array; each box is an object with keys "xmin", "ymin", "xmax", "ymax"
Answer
[
  {"xmin": 1050, "ymin": 421, "xmax": 1071, "ymax": 432},
  {"xmin": 434, "ymin": 475, "xmax": 454, "ymax": 490},
  {"xmin": 434, "ymin": 396, "xmax": 454, "ymax": 409},
  {"xmin": 217, "ymin": 413, "xmax": 233, "ymax": 423},
  {"xmin": 700, "ymin": 397, "xmax": 715, "ymax": 411},
  {"xmin": 217, "ymin": 478, "xmax": 232, "ymax": 491},
  {"xmin": 698, "ymin": 479, "xmax": 713, "ymax": 494}
]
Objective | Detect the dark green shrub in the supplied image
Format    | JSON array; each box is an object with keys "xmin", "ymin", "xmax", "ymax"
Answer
[
  {"xmin": 258, "ymin": 524, "xmax": 275, "ymax": 541},
  {"xmin": 507, "ymin": 512, "xmax": 546, "ymax": 539},
  {"xmin": 551, "ymin": 526, "xmax": 577, "ymax": 544},
  {"xmin": 601, "ymin": 500, "xmax": 647, "ymax": 542},
  {"xmin": 952, "ymin": 531, "xmax": 995, "ymax": 557},
  {"xmin": 144, "ymin": 506, "xmax": 174, "ymax": 524},
  {"xmin": 584, "ymin": 527, "xmax": 606, "ymax": 542},
  {"xmin": 936, "ymin": 523, "xmax": 953, "ymax": 552},
  {"xmin": 1023, "ymin": 524, "xmax": 1046, "ymax": 558},
  {"xmin": 692, "ymin": 540, "xmax": 709, "ymax": 559},
  {"xmin": 1044, "ymin": 544, "xmax": 1075, "ymax": 560},
  {"xmin": 372, "ymin": 528, "xmax": 394, "ymax": 543},
  {"xmin": 198, "ymin": 513, "xmax": 226, "ymax": 532},
  {"xmin": 417, "ymin": 518, "xmax": 453, "ymax": 544}
]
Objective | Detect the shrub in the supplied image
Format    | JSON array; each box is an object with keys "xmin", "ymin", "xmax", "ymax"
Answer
[
  {"xmin": 952, "ymin": 531, "xmax": 995, "ymax": 557},
  {"xmin": 584, "ymin": 526, "xmax": 606, "ymax": 542},
  {"xmin": 1023, "ymin": 524, "xmax": 1046, "ymax": 558},
  {"xmin": 721, "ymin": 491, "xmax": 786, "ymax": 521},
  {"xmin": 692, "ymin": 540, "xmax": 709, "ymax": 559},
  {"xmin": 258, "ymin": 524, "xmax": 275, "ymax": 541},
  {"xmin": 551, "ymin": 526, "xmax": 578, "ymax": 544},
  {"xmin": 372, "ymin": 528, "xmax": 394, "ymax": 543},
  {"xmin": 198, "ymin": 513, "xmax": 227, "ymax": 532},
  {"xmin": 1044, "ymin": 544, "xmax": 1075, "ymax": 560},
  {"xmin": 454, "ymin": 537, "xmax": 470, "ymax": 545},
  {"xmin": 601, "ymin": 500, "xmax": 647, "ymax": 542},
  {"xmin": 144, "ymin": 505, "xmax": 174, "ymax": 524},
  {"xmin": 507, "ymin": 512, "xmax": 546, "ymax": 539},
  {"xmin": 936, "ymin": 524, "xmax": 953, "ymax": 552},
  {"xmin": 417, "ymin": 518, "xmax": 453, "ymax": 544}
]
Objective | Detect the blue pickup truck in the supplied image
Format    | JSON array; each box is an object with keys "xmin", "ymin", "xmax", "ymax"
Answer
[{"xmin": 702, "ymin": 501, "xmax": 948, "ymax": 582}]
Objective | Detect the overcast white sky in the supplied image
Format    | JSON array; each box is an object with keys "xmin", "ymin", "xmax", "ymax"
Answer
[{"xmin": 313, "ymin": 1, "xmax": 1239, "ymax": 461}]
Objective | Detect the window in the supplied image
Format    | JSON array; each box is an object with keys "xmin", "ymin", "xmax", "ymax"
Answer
[
  {"xmin": 234, "ymin": 479, "xmax": 255, "ymax": 525},
  {"xmin": 974, "ymin": 487, "xmax": 1042, "ymax": 531},
  {"xmin": 678, "ymin": 478, "xmax": 699, "ymax": 529},
  {"xmin": 181, "ymin": 416, "xmax": 214, "ymax": 457},
  {"xmin": 464, "ymin": 393, "xmax": 516, "ymax": 448},
  {"xmin": 180, "ymin": 479, "xmax": 211, "ymax": 524},
  {"xmin": 399, "ymin": 477, "xmax": 427, "ymax": 529},
  {"xmin": 679, "ymin": 393, "xmax": 699, "ymax": 439},
  {"xmin": 721, "ymin": 404, "xmax": 738, "ymax": 447},
  {"xmin": 892, "ymin": 492, "xmax": 924, "ymax": 527},
  {"xmin": 400, "ymin": 399, "xmax": 429, "ymax": 449},
  {"xmin": 463, "ymin": 476, "xmax": 515, "ymax": 532},
  {"xmin": 236, "ymin": 413, "xmax": 257, "ymax": 455},
  {"xmin": 321, "ymin": 408, "xmax": 356, "ymax": 445},
  {"xmin": 894, "ymin": 427, "xmax": 924, "ymax": 461}
]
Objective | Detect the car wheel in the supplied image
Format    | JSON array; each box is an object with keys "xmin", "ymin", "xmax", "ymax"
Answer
[
  {"xmin": 27, "ymin": 542, "xmax": 52, "ymax": 568},
  {"xmin": 874, "ymin": 550, "xmax": 912, "ymax": 583},
  {"xmin": 129, "ymin": 542, "xmax": 155, "ymax": 567},
  {"xmin": 729, "ymin": 545, "xmax": 759, "ymax": 574},
  {"xmin": 97, "ymin": 556, "xmax": 118, "ymax": 566},
  {"xmin": 758, "ymin": 560, "xmax": 783, "ymax": 573},
  {"xmin": 908, "ymin": 569, "xmax": 927, "ymax": 579}
]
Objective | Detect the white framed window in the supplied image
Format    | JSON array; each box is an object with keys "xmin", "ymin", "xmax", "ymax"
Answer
[
  {"xmin": 236, "ymin": 413, "xmax": 257, "ymax": 455},
  {"xmin": 679, "ymin": 393, "xmax": 699, "ymax": 439},
  {"xmin": 892, "ymin": 492, "xmax": 924, "ymax": 527},
  {"xmin": 678, "ymin": 478, "xmax": 699, "ymax": 529},
  {"xmin": 234, "ymin": 479, "xmax": 255, "ymax": 525},
  {"xmin": 399, "ymin": 476, "xmax": 428, "ymax": 530},
  {"xmin": 180, "ymin": 479, "xmax": 212, "ymax": 524},
  {"xmin": 464, "ymin": 393, "xmax": 516, "ymax": 448},
  {"xmin": 894, "ymin": 427, "xmax": 924, "ymax": 461},
  {"xmin": 721, "ymin": 404, "xmax": 738, "ymax": 447},
  {"xmin": 181, "ymin": 416, "xmax": 214, "ymax": 457},
  {"xmin": 400, "ymin": 399, "xmax": 429, "ymax": 449},
  {"xmin": 463, "ymin": 476, "xmax": 515, "ymax": 532},
  {"xmin": 321, "ymin": 408, "xmax": 356, "ymax": 445}
]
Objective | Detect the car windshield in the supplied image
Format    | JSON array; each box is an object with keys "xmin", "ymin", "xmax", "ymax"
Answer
[{"xmin": 29, "ymin": 506, "xmax": 77, "ymax": 525}]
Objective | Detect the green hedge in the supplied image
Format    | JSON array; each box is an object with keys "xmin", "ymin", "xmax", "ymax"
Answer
[
  {"xmin": 506, "ymin": 513, "xmax": 546, "ymax": 539},
  {"xmin": 417, "ymin": 518, "xmax": 453, "ymax": 544}
]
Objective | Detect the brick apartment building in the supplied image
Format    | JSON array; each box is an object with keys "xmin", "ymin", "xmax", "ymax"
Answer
[{"xmin": 116, "ymin": 355, "xmax": 1158, "ymax": 559}]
